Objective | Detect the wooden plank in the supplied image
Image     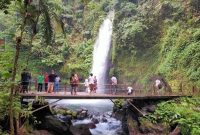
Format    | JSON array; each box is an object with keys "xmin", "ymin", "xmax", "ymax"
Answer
[{"xmin": 19, "ymin": 92, "xmax": 189, "ymax": 99}]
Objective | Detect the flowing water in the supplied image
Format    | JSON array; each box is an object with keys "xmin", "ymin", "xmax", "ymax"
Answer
[
  {"xmin": 55, "ymin": 99, "xmax": 123, "ymax": 135},
  {"xmin": 91, "ymin": 11, "xmax": 115, "ymax": 93},
  {"xmin": 54, "ymin": 11, "xmax": 123, "ymax": 135}
]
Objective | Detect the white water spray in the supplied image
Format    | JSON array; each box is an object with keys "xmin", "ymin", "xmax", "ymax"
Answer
[{"xmin": 91, "ymin": 11, "xmax": 115, "ymax": 93}]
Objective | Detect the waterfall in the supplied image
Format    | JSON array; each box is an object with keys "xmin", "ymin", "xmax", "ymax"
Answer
[{"xmin": 91, "ymin": 11, "xmax": 115, "ymax": 93}]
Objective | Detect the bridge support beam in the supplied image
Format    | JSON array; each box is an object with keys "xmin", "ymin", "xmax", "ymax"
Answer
[{"xmin": 126, "ymin": 100, "xmax": 146, "ymax": 117}]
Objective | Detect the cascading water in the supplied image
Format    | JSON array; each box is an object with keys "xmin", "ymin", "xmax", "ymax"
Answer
[
  {"xmin": 52, "ymin": 11, "xmax": 123, "ymax": 135},
  {"xmin": 91, "ymin": 11, "xmax": 115, "ymax": 93}
]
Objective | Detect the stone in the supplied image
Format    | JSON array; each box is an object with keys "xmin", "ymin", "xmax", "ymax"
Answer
[
  {"xmin": 40, "ymin": 115, "xmax": 73, "ymax": 135},
  {"xmin": 70, "ymin": 124, "xmax": 92, "ymax": 135},
  {"xmin": 169, "ymin": 126, "xmax": 181, "ymax": 135},
  {"xmin": 91, "ymin": 118, "xmax": 99, "ymax": 124},
  {"xmin": 76, "ymin": 109, "xmax": 83, "ymax": 114},
  {"xmin": 87, "ymin": 122, "xmax": 96, "ymax": 129},
  {"xmin": 101, "ymin": 117, "xmax": 108, "ymax": 123},
  {"xmin": 79, "ymin": 110, "xmax": 88, "ymax": 118},
  {"xmin": 146, "ymin": 105, "xmax": 156, "ymax": 113}
]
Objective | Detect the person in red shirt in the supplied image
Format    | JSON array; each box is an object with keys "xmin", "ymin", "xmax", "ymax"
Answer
[{"xmin": 44, "ymin": 72, "xmax": 49, "ymax": 92}]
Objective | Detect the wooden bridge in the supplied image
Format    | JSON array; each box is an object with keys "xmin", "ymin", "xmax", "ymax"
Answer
[
  {"xmin": 19, "ymin": 92, "xmax": 191, "ymax": 100},
  {"xmin": 18, "ymin": 82, "xmax": 198, "ymax": 100}
]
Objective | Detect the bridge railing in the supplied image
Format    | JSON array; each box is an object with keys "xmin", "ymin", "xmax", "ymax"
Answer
[{"xmin": 1, "ymin": 81, "xmax": 199, "ymax": 96}]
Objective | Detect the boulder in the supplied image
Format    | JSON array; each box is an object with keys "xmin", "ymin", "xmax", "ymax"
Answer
[
  {"xmin": 70, "ymin": 124, "xmax": 92, "ymax": 135},
  {"xmin": 101, "ymin": 117, "xmax": 108, "ymax": 123},
  {"xmin": 76, "ymin": 109, "xmax": 83, "ymax": 114},
  {"xmin": 38, "ymin": 115, "xmax": 73, "ymax": 135},
  {"xmin": 77, "ymin": 111, "xmax": 88, "ymax": 120},
  {"xmin": 146, "ymin": 105, "xmax": 156, "ymax": 113},
  {"xmin": 87, "ymin": 122, "xmax": 96, "ymax": 129},
  {"xmin": 31, "ymin": 101, "xmax": 72, "ymax": 135},
  {"xmin": 57, "ymin": 115, "xmax": 72, "ymax": 125},
  {"xmin": 169, "ymin": 126, "xmax": 181, "ymax": 135},
  {"xmin": 91, "ymin": 118, "xmax": 99, "ymax": 124}
]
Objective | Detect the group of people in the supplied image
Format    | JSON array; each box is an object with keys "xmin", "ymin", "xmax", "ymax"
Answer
[
  {"xmin": 36, "ymin": 70, "xmax": 60, "ymax": 93},
  {"xmin": 21, "ymin": 69, "xmax": 60, "ymax": 93},
  {"xmin": 84, "ymin": 74, "xmax": 118, "ymax": 94},
  {"xmin": 84, "ymin": 73, "xmax": 97, "ymax": 94},
  {"xmin": 21, "ymin": 69, "xmax": 125, "ymax": 95}
]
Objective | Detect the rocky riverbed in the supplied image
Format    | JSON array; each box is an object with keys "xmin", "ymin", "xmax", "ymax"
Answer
[{"xmin": 24, "ymin": 99, "xmax": 124, "ymax": 135}]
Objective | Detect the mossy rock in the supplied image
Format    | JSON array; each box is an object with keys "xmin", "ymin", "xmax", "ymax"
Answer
[
  {"xmin": 139, "ymin": 118, "xmax": 169, "ymax": 134},
  {"xmin": 66, "ymin": 110, "xmax": 73, "ymax": 115},
  {"xmin": 72, "ymin": 111, "xmax": 77, "ymax": 118}
]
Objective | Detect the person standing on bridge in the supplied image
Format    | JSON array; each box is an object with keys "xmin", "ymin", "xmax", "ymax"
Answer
[
  {"xmin": 70, "ymin": 74, "xmax": 75, "ymax": 95},
  {"xmin": 54, "ymin": 76, "xmax": 60, "ymax": 93},
  {"xmin": 47, "ymin": 70, "xmax": 57, "ymax": 93},
  {"xmin": 111, "ymin": 75, "xmax": 117, "ymax": 94},
  {"xmin": 21, "ymin": 69, "xmax": 31, "ymax": 93},
  {"xmin": 84, "ymin": 79, "xmax": 90, "ymax": 93},
  {"xmin": 37, "ymin": 72, "xmax": 44, "ymax": 92},
  {"xmin": 94, "ymin": 76, "xmax": 97, "ymax": 93},
  {"xmin": 70, "ymin": 73, "xmax": 79, "ymax": 95},
  {"xmin": 88, "ymin": 73, "xmax": 95, "ymax": 94},
  {"xmin": 153, "ymin": 79, "xmax": 162, "ymax": 95},
  {"xmin": 74, "ymin": 74, "xmax": 79, "ymax": 95}
]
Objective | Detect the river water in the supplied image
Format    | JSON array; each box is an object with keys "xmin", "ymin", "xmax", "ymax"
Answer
[{"xmin": 55, "ymin": 99, "xmax": 124, "ymax": 135}]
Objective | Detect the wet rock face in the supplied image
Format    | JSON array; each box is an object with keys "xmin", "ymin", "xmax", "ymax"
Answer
[
  {"xmin": 113, "ymin": 99, "xmax": 175, "ymax": 135},
  {"xmin": 31, "ymin": 102, "xmax": 73, "ymax": 135},
  {"xmin": 76, "ymin": 109, "xmax": 88, "ymax": 120},
  {"xmin": 139, "ymin": 118, "xmax": 170, "ymax": 134},
  {"xmin": 169, "ymin": 126, "xmax": 181, "ymax": 135},
  {"xmin": 37, "ymin": 115, "xmax": 73, "ymax": 135},
  {"xmin": 70, "ymin": 124, "xmax": 92, "ymax": 135},
  {"xmin": 142, "ymin": 105, "xmax": 156, "ymax": 113}
]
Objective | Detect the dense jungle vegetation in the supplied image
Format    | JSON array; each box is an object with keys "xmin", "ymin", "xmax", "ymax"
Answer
[{"xmin": 0, "ymin": 0, "xmax": 199, "ymax": 135}]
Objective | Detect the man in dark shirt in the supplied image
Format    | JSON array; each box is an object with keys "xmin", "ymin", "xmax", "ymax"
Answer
[
  {"xmin": 21, "ymin": 69, "xmax": 31, "ymax": 93},
  {"xmin": 47, "ymin": 70, "xmax": 57, "ymax": 93}
]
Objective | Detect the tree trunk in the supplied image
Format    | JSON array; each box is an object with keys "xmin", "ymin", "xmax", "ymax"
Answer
[
  {"xmin": 9, "ymin": 16, "xmax": 26, "ymax": 135},
  {"xmin": 16, "ymin": 116, "xmax": 20, "ymax": 135},
  {"xmin": 9, "ymin": 39, "xmax": 21, "ymax": 135}
]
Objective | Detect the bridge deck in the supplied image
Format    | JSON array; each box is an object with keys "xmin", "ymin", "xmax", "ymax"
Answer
[{"xmin": 19, "ymin": 92, "xmax": 189, "ymax": 99}]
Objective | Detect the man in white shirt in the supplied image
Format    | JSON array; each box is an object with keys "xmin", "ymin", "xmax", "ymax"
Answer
[
  {"xmin": 127, "ymin": 86, "xmax": 133, "ymax": 95},
  {"xmin": 153, "ymin": 79, "xmax": 162, "ymax": 95},
  {"xmin": 155, "ymin": 79, "xmax": 161, "ymax": 88},
  {"xmin": 111, "ymin": 76, "xmax": 117, "ymax": 94}
]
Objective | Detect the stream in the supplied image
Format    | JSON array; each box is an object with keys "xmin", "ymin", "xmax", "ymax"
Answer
[{"xmin": 54, "ymin": 99, "xmax": 124, "ymax": 135}]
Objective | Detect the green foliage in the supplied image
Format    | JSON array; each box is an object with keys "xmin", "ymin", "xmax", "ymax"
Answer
[
  {"xmin": 62, "ymin": 39, "xmax": 93, "ymax": 78},
  {"xmin": 113, "ymin": 99, "xmax": 124, "ymax": 109},
  {"xmin": 146, "ymin": 98, "xmax": 200, "ymax": 135},
  {"xmin": 111, "ymin": 0, "xmax": 200, "ymax": 89}
]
